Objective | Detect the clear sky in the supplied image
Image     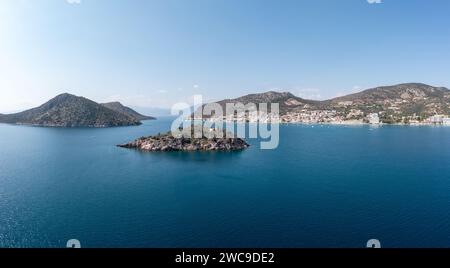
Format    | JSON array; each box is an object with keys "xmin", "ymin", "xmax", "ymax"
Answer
[{"xmin": 1, "ymin": 0, "xmax": 449, "ymax": 113}]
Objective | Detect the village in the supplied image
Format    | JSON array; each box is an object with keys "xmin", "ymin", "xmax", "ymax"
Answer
[{"xmin": 203, "ymin": 109, "xmax": 450, "ymax": 126}]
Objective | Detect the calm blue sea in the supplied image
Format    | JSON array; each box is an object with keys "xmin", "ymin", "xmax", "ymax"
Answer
[{"xmin": 1, "ymin": 117, "xmax": 450, "ymax": 248}]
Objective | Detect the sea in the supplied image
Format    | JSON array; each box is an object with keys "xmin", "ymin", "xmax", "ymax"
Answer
[{"xmin": 1, "ymin": 117, "xmax": 450, "ymax": 248}]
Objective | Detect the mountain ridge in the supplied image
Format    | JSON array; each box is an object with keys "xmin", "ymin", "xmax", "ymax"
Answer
[
  {"xmin": 0, "ymin": 93, "xmax": 153, "ymax": 128},
  {"xmin": 101, "ymin": 101, "xmax": 156, "ymax": 121},
  {"xmin": 203, "ymin": 83, "xmax": 450, "ymax": 123}
]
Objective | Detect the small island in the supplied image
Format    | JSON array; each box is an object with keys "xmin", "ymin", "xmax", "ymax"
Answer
[{"xmin": 118, "ymin": 126, "xmax": 250, "ymax": 152}]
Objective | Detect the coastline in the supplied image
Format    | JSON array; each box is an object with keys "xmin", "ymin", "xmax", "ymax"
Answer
[{"xmin": 192, "ymin": 118, "xmax": 450, "ymax": 127}]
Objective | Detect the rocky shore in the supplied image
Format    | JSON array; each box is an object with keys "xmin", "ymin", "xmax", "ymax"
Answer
[{"xmin": 118, "ymin": 127, "xmax": 250, "ymax": 152}]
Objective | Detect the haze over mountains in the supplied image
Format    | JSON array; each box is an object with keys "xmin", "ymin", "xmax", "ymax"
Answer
[{"xmin": 0, "ymin": 93, "xmax": 155, "ymax": 128}]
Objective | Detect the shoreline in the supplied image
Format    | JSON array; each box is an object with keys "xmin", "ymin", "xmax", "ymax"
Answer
[{"xmin": 190, "ymin": 118, "xmax": 450, "ymax": 127}]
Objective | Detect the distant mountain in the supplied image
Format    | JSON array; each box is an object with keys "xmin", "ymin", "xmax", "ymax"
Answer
[
  {"xmin": 0, "ymin": 93, "xmax": 143, "ymax": 127},
  {"xmin": 131, "ymin": 107, "xmax": 172, "ymax": 117},
  {"xmin": 203, "ymin": 83, "xmax": 450, "ymax": 123},
  {"xmin": 101, "ymin": 102, "xmax": 156, "ymax": 121}
]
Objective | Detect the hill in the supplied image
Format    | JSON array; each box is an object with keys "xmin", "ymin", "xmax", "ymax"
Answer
[
  {"xmin": 101, "ymin": 102, "xmax": 156, "ymax": 121},
  {"xmin": 197, "ymin": 91, "xmax": 321, "ymax": 118},
  {"xmin": 0, "ymin": 93, "xmax": 143, "ymax": 127},
  {"xmin": 325, "ymin": 83, "xmax": 450, "ymax": 119},
  {"xmin": 202, "ymin": 83, "xmax": 450, "ymax": 123}
]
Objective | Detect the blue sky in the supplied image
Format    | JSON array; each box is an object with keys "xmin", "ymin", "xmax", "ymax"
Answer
[{"xmin": 1, "ymin": 0, "xmax": 449, "ymax": 113}]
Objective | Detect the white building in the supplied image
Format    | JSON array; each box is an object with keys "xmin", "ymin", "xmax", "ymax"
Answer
[
  {"xmin": 443, "ymin": 118, "xmax": 450, "ymax": 125},
  {"xmin": 367, "ymin": 113, "xmax": 380, "ymax": 124},
  {"xmin": 429, "ymin": 115, "xmax": 444, "ymax": 124}
]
